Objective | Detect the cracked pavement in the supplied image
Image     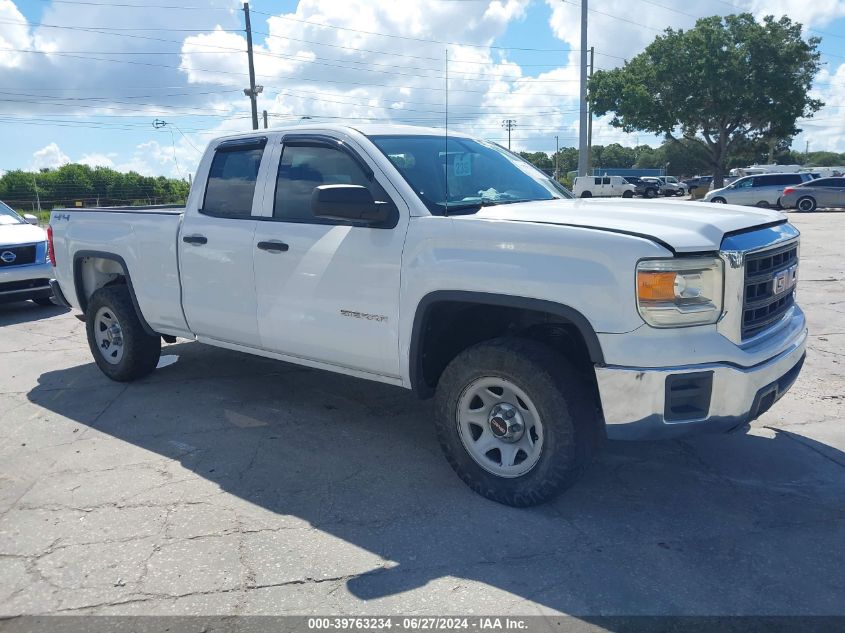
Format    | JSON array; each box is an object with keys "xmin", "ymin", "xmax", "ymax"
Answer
[{"xmin": 0, "ymin": 213, "xmax": 843, "ymax": 617}]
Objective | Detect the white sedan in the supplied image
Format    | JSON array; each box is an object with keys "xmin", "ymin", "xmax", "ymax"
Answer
[{"xmin": 0, "ymin": 201, "xmax": 53, "ymax": 306}]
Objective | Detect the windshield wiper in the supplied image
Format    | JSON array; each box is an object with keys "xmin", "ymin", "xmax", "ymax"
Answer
[{"xmin": 440, "ymin": 198, "xmax": 526, "ymax": 214}]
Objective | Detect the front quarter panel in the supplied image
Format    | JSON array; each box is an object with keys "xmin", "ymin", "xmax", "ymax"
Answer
[{"xmin": 398, "ymin": 215, "xmax": 670, "ymax": 384}]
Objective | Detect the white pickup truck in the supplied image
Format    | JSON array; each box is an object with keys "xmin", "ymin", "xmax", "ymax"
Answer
[{"xmin": 48, "ymin": 124, "xmax": 807, "ymax": 507}]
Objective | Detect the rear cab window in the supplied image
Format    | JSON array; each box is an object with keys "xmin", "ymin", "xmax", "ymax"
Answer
[{"xmin": 202, "ymin": 137, "xmax": 268, "ymax": 218}]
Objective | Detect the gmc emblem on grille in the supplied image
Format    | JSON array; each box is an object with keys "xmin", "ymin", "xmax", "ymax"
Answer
[{"xmin": 772, "ymin": 264, "xmax": 798, "ymax": 295}]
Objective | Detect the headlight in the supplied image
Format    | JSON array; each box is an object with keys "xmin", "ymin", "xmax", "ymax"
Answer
[{"xmin": 636, "ymin": 257, "xmax": 723, "ymax": 327}]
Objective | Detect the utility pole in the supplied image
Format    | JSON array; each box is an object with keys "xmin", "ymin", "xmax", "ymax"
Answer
[
  {"xmin": 577, "ymin": 0, "xmax": 589, "ymax": 177},
  {"xmin": 586, "ymin": 45, "xmax": 594, "ymax": 174},
  {"xmin": 263, "ymin": 110, "xmax": 268, "ymax": 129},
  {"xmin": 502, "ymin": 119, "xmax": 516, "ymax": 150},
  {"xmin": 555, "ymin": 135, "xmax": 559, "ymax": 179},
  {"xmin": 243, "ymin": 2, "xmax": 262, "ymax": 130},
  {"xmin": 32, "ymin": 175, "xmax": 41, "ymax": 213}
]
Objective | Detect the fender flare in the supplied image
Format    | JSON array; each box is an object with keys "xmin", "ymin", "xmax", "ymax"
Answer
[
  {"xmin": 408, "ymin": 290, "xmax": 604, "ymax": 396},
  {"xmin": 73, "ymin": 250, "xmax": 157, "ymax": 336}
]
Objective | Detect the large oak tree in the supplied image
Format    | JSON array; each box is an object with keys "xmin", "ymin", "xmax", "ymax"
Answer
[{"xmin": 588, "ymin": 14, "xmax": 822, "ymax": 187}]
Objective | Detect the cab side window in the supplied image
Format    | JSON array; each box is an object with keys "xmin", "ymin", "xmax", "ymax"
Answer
[
  {"xmin": 202, "ymin": 142, "xmax": 265, "ymax": 218},
  {"xmin": 274, "ymin": 144, "xmax": 392, "ymax": 223}
]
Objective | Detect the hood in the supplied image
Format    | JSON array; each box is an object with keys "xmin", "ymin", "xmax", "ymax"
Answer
[
  {"xmin": 0, "ymin": 221, "xmax": 46, "ymax": 247},
  {"xmin": 469, "ymin": 198, "xmax": 784, "ymax": 253}
]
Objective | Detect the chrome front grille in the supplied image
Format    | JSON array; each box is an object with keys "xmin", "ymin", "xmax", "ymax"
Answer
[{"xmin": 742, "ymin": 242, "xmax": 798, "ymax": 339}]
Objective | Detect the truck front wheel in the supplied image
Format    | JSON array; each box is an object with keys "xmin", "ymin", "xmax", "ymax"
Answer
[
  {"xmin": 434, "ymin": 338, "xmax": 597, "ymax": 507},
  {"xmin": 85, "ymin": 286, "xmax": 161, "ymax": 382}
]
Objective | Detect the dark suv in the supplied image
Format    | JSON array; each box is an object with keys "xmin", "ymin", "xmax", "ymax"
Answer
[{"xmin": 623, "ymin": 176, "xmax": 661, "ymax": 199}]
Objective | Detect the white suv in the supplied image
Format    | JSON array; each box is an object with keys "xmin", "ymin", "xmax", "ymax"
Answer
[
  {"xmin": 0, "ymin": 201, "xmax": 53, "ymax": 306},
  {"xmin": 573, "ymin": 176, "xmax": 636, "ymax": 198}
]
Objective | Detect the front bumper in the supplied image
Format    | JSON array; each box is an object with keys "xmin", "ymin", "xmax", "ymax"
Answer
[
  {"xmin": 0, "ymin": 262, "xmax": 53, "ymax": 304},
  {"xmin": 595, "ymin": 326, "xmax": 807, "ymax": 440}
]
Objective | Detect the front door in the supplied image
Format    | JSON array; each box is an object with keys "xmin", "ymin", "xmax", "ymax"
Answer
[
  {"xmin": 252, "ymin": 135, "xmax": 409, "ymax": 378},
  {"xmin": 179, "ymin": 136, "xmax": 270, "ymax": 346}
]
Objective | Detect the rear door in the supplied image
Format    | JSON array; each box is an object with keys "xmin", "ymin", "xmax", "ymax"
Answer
[
  {"xmin": 829, "ymin": 178, "xmax": 845, "ymax": 207},
  {"xmin": 179, "ymin": 136, "xmax": 270, "ymax": 346}
]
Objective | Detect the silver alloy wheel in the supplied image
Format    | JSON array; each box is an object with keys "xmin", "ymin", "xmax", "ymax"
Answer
[
  {"xmin": 798, "ymin": 197, "xmax": 816, "ymax": 212},
  {"xmin": 93, "ymin": 306, "xmax": 125, "ymax": 365},
  {"xmin": 456, "ymin": 376, "xmax": 544, "ymax": 478}
]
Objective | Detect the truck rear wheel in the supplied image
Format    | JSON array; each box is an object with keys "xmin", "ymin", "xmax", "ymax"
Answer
[
  {"xmin": 85, "ymin": 286, "xmax": 161, "ymax": 382},
  {"xmin": 433, "ymin": 338, "xmax": 597, "ymax": 507}
]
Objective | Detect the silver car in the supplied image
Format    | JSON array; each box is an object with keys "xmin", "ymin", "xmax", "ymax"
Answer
[
  {"xmin": 779, "ymin": 177, "xmax": 845, "ymax": 212},
  {"xmin": 704, "ymin": 173, "xmax": 814, "ymax": 207}
]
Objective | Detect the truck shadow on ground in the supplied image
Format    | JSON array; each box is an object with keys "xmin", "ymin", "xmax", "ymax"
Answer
[
  {"xmin": 0, "ymin": 301, "xmax": 69, "ymax": 326},
  {"xmin": 27, "ymin": 340, "xmax": 845, "ymax": 615}
]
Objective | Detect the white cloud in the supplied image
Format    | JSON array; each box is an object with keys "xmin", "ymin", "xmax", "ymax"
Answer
[
  {"xmin": 31, "ymin": 142, "xmax": 70, "ymax": 170},
  {"xmin": 0, "ymin": 0, "xmax": 32, "ymax": 69},
  {"xmin": 797, "ymin": 61, "xmax": 845, "ymax": 153},
  {"xmin": 77, "ymin": 152, "xmax": 117, "ymax": 168}
]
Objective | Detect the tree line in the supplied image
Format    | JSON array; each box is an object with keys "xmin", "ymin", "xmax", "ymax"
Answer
[
  {"xmin": 520, "ymin": 140, "xmax": 845, "ymax": 181},
  {"xmin": 0, "ymin": 164, "xmax": 190, "ymax": 214}
]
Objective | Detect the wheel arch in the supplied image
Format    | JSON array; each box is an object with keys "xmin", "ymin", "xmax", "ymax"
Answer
[
  {"xmin": 408, "ymin": 291, "xmax": 604, "ymax": 398},
  {"xmin": 73, "ymin": 250, "xmax": 156, "ymax": 336}
]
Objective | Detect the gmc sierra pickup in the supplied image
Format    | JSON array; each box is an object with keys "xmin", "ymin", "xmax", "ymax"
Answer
[{"xmin": 48, "ymin": 124, "xmax": 807, "ymax": 507}]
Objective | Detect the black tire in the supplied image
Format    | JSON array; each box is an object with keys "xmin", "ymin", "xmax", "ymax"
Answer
[
  {"xmin": 580, "ymin": 191, "xmax": 592, "ymax": 198},
  {"xmin": 755, "ymin": 200, "xmax": 771, "ymax": 208},
  {"xmin": 32, "ymin": 296, "xmax": 54, "ymax": 306},
  {"xmin": 622, "ymin": 190, "xmax": 634, "ymax": 198},
  {"xmin": 796, "ymin": 196, "xmax": 817, "ymax": 213},
  {"xmin": 85, "ymin": 285, "xmax": 161, "ymax": 382},
  {"xmin": 644, "ymin": 188, "xmax": 656, "ymax": 199},
  {"xmin": 433, "ymin": 337, "xmax": 599, "ymax": 507},
  {"xmin": 711, "ymin": 197, "xmax": 727, "ymax": 204}
]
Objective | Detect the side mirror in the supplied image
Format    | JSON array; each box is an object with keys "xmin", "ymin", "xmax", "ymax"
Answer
[
  {"xmin": 311, "ymin": 185, "xmax": 389, "ymax": 225},
  {"xmin": 23, "ymin": 214, "xmax": 39, "ymax": 225}
]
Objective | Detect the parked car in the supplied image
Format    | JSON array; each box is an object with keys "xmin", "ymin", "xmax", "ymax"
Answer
[
  {"xmin": 654, "ymin": 176, "xmax": 688, "ymax": 196},
  {"xmin": 780, "ymin": 177, "xmax": 845, "ymax": 212},
  {"xmin": 640, "ymin": 176, "xmax": 673, "ymax": 197},
  {"xmin": 573, "ymin": 175, "xmax": 636, "ymax": 198},
  {"xmin": 622, "ymin": 176, "xmax": 660, "ymax": 199},
  {"xmin": 682, "ymin": 175, "xmax": 713, "ymax": 192},
  {"xmin": 49, "ymin": 124, "xmax": 807, "ymax": 507},
  {"xmin": 704, "ymin": 173, "xmax": 814, "ymax": 208},
  {"xmin": 0, "ymin": 201, "xmax": 53, "ymax": 306}
]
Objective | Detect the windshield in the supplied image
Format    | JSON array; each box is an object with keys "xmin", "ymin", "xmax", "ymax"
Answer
[
  {"xmin": 0, "ymin": 201, "xmax": 24, "ymax": 226},
  {"xmin": 369, "ymin": 135, "xmax": 571, "ymax": 214}
]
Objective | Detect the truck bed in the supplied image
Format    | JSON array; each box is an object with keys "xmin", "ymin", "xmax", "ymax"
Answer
[{"xmin": 50, "ymin": 205, "xmax": 189, "ymax": 336}]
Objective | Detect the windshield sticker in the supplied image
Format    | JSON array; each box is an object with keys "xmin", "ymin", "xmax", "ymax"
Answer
[{"xmin": 453, "ymin": 153, "xmax": 472, "ymax": 177}]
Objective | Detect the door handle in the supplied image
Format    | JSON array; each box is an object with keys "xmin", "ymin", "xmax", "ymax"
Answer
[
  {"xmin": 182, "ymin": 235, "xmax": 208, "ymax": 245},
  {"xmin": 257, "ymin": 241, "xmax": 289, "ymax": 253}
]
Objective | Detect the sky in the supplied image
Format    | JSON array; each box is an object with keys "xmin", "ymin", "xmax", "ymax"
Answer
[{"xmin": 1, "ymin": 0, "xmax": 844, "ymax": 178}]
